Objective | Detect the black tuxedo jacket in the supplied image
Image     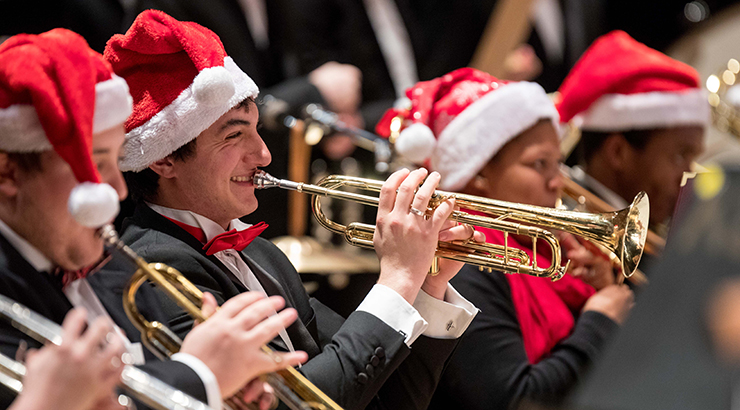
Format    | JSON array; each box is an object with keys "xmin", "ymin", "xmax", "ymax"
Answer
[
  {"xmin": 0, "ymin": 233, "xmax": 208, "ymax": 409},
  {"xmin": 95, "ymin": 203, "xmax": 459, "ymax": 410}
]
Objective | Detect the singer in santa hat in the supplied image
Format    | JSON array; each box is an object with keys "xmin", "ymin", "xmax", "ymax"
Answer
[
  {"xmin": 557, "ymin": 30, "xmax": 709, "ymax": 233},
  {"xmin": 98, "ymin": 9, "xmax": 478, "ymax": 410},
  {"xmin": 376, "ymin": 67, "xmax": 633, "ymax": 409},
  {"xmin": 0, "ymin": 28, "xmax": 305, "ymax": 410}
]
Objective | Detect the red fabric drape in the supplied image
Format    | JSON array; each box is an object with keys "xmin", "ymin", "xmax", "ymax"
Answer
[{"xmin": 477, "ymin": 224, "xmax": 595, "ymax": 363}]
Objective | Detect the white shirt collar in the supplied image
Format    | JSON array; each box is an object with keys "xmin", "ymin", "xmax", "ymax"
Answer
[
  {"xmin": 0, "ymin": 218, "xmax": 53, "ymax": 273},
  {"xmin": 146, "ymin": 203, "xmax": 253, "ymax": 242}
]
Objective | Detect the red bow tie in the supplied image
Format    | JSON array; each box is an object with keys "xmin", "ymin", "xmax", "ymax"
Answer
[
  {"xmin": 203, "ymin": 222, "xmax": 269, "ymax": 255},
  {"xmin": 52, "ymin": 252, "xmax": 112, "ymax": 289}
]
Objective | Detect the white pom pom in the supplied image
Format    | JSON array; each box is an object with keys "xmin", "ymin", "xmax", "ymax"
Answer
[
  {"xmin": 68, "ymin": 182, "xmax": 120, "ymax": 228},
  {"xmin": 192, "ymin": 66, "xmax": 235, "ymax": 107},
  {"xmin": 395, "ymin": 123, "xmax": 436, "ymax": 163}
]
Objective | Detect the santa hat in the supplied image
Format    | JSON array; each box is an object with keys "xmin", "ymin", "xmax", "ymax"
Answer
[
  {"xmin": 104, "ymin": 10, "xmax": 259, "ymax": 172},
  {"xmin": 376, "ymin": 68, "xmax": 558, "ymax": 191},
  {"xmin": 556, "ymin": 30, "xmax": 710, "ymax": 131},
  {"xmin": 0, "ymin": 28, "xmax": 132, "ymax": 228}
]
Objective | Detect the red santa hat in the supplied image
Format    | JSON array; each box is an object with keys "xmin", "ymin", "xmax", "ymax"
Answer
[
  {"xmin": 104, "ymin": 10, "xmax": 259, "ymax": 172},
  {"xmin": 0, "ymin": 28, "xmax": 132, "ymax": 227},
  {"xmin": 556, "ymin": 30, "xmax": 710, "ymax": 131},
  {"xmin": 376, "ymin": 68, "xmax": 559, "ymax": 191}
]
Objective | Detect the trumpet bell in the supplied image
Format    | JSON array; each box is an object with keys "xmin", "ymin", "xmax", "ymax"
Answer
[{"xmin": 616, "ymin": 191, "xmax": 650, "ymax": 278}]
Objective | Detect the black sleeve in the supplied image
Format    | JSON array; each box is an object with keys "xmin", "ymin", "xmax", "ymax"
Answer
[
  {"xmin": 303, "ymin": 297, "xmax": 459, "ymax": 410},
  {"xmin": 432, "ymin": 265, "xmax": 619, "ymax": 410}
]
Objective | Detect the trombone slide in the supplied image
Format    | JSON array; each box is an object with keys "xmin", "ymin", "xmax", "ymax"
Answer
[{"xmin": 0, "ymin": 294, "xmax": 212, "ymax": 410}]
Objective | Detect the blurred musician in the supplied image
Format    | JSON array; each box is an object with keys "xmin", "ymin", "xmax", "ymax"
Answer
[
  {"xmin": 557, "ymin": 31, "xmax": 709, "ymax": 235},
  {"xmin": 0, "ymin": 28, "xmax": 304, "ymax": 410},
  {"xmin": 98, "ymin": 10, "xmax": 478, "ymax": 410},
  {"xmin": 376, "ymin": 68, "xmax": 633, "ymax": 409}
]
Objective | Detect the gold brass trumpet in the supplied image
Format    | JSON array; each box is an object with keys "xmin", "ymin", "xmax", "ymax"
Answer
[
  {"xmin": 253, "ymin": 171, "xmax": 650, "ymax": 280},
  {"xmin": 0, "ymin": 293, "xmax": 212, "ymax": 410},
  {"xmin": 98, "ymin": 225, "xmax": 342, "ymax": 410}
]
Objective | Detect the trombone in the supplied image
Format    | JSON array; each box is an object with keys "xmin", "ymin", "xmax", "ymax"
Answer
[
  {"xmin": 0, "ymin": 352, "xmax": 23, "ymax": 396},
  {"xmin": 0, "ymin": 294, "xmax": 212, "ymax": 410},
  {"xmin": 98, "ymin": 225, "xmax": 342, "ymax": 410},
  {"xmin": 253, "ymin": 171, "xmax": 650, "ymax": 281}
]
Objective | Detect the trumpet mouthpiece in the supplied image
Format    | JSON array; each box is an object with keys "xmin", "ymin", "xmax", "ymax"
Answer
[{"xmin": 253, "ymin": 170, "xmax": 301, "ymax": 191}]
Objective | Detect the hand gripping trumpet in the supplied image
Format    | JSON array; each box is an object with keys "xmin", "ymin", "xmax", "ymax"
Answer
[
  {"xmin": 97, "ymin": 225, "xmax": 342, "ymax": 410},
  {"xmin": 253, "ymin": 171, "xmax": 650, "ymax": 280},
  {"xmin": 0, "ymin": 294, "xmax": 212, "ymax": 410}
]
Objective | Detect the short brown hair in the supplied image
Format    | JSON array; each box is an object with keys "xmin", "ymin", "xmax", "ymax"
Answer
[{"xmin": 125, "ymin": 137, "xmax": 197, "ymax": 203}]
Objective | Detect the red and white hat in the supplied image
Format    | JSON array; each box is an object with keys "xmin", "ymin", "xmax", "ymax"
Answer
[
  {"xmin": 376, "ymin": 68, "xmax": 558, "ymax": 191},
  {"xmin": 104, "ymin": 10, "xmax": 259, "ymax": 172},
  {"xmin": 556, "ymin": 30, "xmax": 710, "ymax": 131},
  {"xmin": 0, "ymin": 28, "xmax": 132, "ymax": 227}
]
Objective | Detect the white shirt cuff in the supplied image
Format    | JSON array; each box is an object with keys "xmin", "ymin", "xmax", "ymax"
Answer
[
  {"xmin": 356, "ymin": 284, "xmax": 428, "ymax": 346},
  {"xmin": 413, "ymin": 284, "xmax": 479, "ymax": 339},
  {"xmin": 171, "ymin": 353, "xmax": 223, "ymax": 410}
]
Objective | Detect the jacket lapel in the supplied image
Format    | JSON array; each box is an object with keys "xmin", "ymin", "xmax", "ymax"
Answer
[
  {"xmin": 126, "ymin": 205, "xmax": 249, "ymax": 293},
  {"xmin": 242, "ymin": 254, "xmax": 320, "ymax": 357}
]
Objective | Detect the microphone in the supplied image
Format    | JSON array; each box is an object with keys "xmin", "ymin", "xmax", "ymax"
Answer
[{"xmin": 303, "ymin": 104, "xmax": 391, "ymax": 173}]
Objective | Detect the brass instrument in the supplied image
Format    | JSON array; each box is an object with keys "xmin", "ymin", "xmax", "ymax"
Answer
[
  {"xmin": 0, "ymin": 353, "xmax": 24, "ymax": 395},
  {"xmin": 0, "ymin": 294, "xmax": 212, "ymax": 410},
  {"xmin": 560, "ymin": 166, "xmax": 665, "ymax": 256},
  {"xmin": 707, "ymin": 58, "xmax": 740, "ymax": 137},
  {"xmin": 253, "ymin": 171, "xmax": 650, "ymax": 280},
  {"xmin": 99, "ymin": 225, "xmax": 342, "ymax": 410}
]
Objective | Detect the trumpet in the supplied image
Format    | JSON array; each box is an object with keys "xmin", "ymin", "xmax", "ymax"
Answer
[
  {"xmin": 253, "ymin": 171, "xmax": 650, "ymax": 280},
  {"xmin": 98, "ymin": 225, "xmax": 342, "ymax": 410},
  {"xmin": 0, "ymin": 294, "xmax": 212, "ymax": 410}
]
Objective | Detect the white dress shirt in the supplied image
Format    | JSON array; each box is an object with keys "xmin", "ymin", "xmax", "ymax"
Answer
[
  {"xmin": 236, "ymin": 0, "xmax": 269, "ymax": 50},
  {"xmin": 148, "ymin": 204, "xmax": 478, "ymax": 346},
  {"xmin": 362, "ymin": 0, "xmax": 419, "ymax": 99},
  {"xmin": 0, "ymin": 219, "xmax": 223, "ymax": 410}
]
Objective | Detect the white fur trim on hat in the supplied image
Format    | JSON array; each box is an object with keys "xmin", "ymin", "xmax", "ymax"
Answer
[
  {"xmin": 432, "ymin": 81, "xmax": 559, "ymax": 191},
  {"xmin": 576, "ymin": 89, "xmax": 710, "ymax": 132},
  {"xmin": 0, "ymin": 105, "xmax": 52, "ymax": 152},
  {"xmin": 120, "ymin": 57, "xmax": 259, "ymax": 172},
  {"xmin": 68, "ymin": 182, "xmax": 120, "ymax": 228},
  {"xmin": 396, "ymin": 122, "xmax": 436, "ymax": 163},
  {"xmin": 0, "ymin": 75, "xmax": 133, "ymax": 153},
  {"xmin": 93, "ymin": 74, "xmax": 133, "ymax": 133}
]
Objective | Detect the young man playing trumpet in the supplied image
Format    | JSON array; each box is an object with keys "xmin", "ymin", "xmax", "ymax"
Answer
[
  {"xmin": 376, "ymin": 67, "xmax": 634, "ymax": 409},
  {"xmin": 99, "ymin": 10, "xmax": 478, "ymax": 410},
  {"xmin": 0, "ymin": 28, "xmax": 305, "ymax": 410},
  {"xmin": 557, "ymin": 31, "xmax": 709, "ymax": 232}
]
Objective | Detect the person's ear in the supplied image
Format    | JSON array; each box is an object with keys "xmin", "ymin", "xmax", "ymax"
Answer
[
  {"xmin": 0, "ymin": 153, "xmax": 20, "ymax": 198},
  {"xmin": 601, "ymin": 133, "xmax": 633, "ymax": 171},
  {"xmin": 148, "ymin": 156, "xmax": 177, "ymax": 179},
  {"xmin": 462, "ymin": 174, "xmax": 491, "ymax": 198}
]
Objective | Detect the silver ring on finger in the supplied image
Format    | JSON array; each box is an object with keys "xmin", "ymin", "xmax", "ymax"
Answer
[
  {"xmin": 409, "ymin": 206, "xmax": 425, "ymax": 217},
  {"xmin": 462, "ymin": 224, "xmax": 476, "ymax": 244}
]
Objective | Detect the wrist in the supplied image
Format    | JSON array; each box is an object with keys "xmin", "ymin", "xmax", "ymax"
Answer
[
  {"xmin": 377, "ymin": 268, "xmax": 424, "ymax": 305},
  {"xmin": 421, "ymin": 279, "xmax": 447, "ymax": 300}
]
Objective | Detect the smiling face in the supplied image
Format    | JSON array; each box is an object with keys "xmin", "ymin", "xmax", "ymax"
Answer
[
  {"xmin": 462, "ymin": 120, "xmax": 563, "ymax": 208},
  {"xmin": 1, "ymin": 125, "xmax": 128, "ymax": 270},
  {"xmin": 153, "ymin": 99, "xmax": 271, "ymax": 228}
]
